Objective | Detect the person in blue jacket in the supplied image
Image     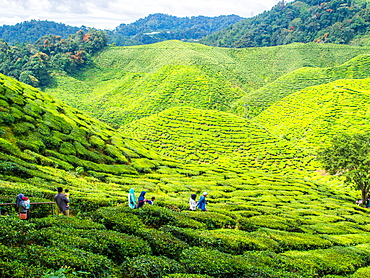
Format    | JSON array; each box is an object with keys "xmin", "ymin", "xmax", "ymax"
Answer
[
  {"xmin": 197, "ymin": 192, "xmax": 208, "ymax": 211},
  {"xmin": 137, "ymin": 191, "xmax": 146, "ymax": 208}
]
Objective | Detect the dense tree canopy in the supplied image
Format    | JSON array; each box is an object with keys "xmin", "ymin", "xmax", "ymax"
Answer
[
  {"xmin": 0, "ymin": 29, "xmax": 108, "ymax": 87},
  {"xmin": 109, "ymin": 13, "xmax": 244, "ymax": 46},
  {"xmin": 0, "ymin": 20, "xmax": 85, "ymax": 45},
  {"xmin": 317, "ymin": 133, "xmax": 370, "ymax": 204},
  {"xmin": 201, "ymin": 0, "xmax": 370, "ymax": 47}
]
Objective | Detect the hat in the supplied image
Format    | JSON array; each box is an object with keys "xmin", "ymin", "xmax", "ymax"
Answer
[
  {"xmin": 203, "ymin": 192, "xmax": 208, "ymax": 195},
  {"xmin": 22, "ymin": 197, "xmax": 29, "ymax": 201}
]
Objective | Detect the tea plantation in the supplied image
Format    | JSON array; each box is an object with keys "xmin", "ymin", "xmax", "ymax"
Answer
[
  {"xmin": 45, "ymin": 40, "xmax": 370, "ymax": 126},
  {"xmin": 1, "ymin": 41, "xmax": 370, "ymax": 277}
]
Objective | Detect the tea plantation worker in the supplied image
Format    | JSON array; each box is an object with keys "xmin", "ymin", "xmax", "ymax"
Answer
[
  {"xmin": 54, "ymin": 187, "xmax": 70, "ymax": 216},
  {"xmin": 19, "ymin": 196, "xmax": 30, "ymax": 220},
  {"xmin": 128, "ymin": 188, "xmax": 137, "ymax": 209},
  {"xmin": 189, "ymin": 194, "xmax": 197, "ymax": 211},
  {"xmin": 146, "ymin": 197, "xmax": 155, "ymax": 205},
  {"xmin": 197, "ymin": 192, "xmax": 208, "ymax": 211},
  {"xmin": 15, "ymin": 193, "xmax": 24, "ymax": 212},
  {"xmin": 137, "ymin": 191, "xmax": 146, "ymax": 208}
]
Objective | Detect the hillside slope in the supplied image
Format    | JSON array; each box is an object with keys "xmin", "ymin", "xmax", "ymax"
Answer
[
  {"xmin": 1, "ymin": 74, "xmax": 370, "ymax": 277},
  {"xmin": 122, "ymin": 106, "xmax": 315, "ymax": 173},
  {"xmin": 45, "ymin": 41, "xmax": 370, "ymax": 126},
  {"xmin": 255, "ymin": 77, "xmax": 370, "ymax": 152},
  {"xmin": 244, "ymin": 54, "xmax": 370, "ymax": 117}
]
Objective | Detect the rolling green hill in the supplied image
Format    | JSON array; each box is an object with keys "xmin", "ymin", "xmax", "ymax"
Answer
[
  {"xmin": 244, "ymin": 53, "xmax": 370, "ymax": 117},
  {"xmin": 255, "ymin": 77, "xmax": 370, "ymax": 153},
  {"xmin": 2, "ymin": 73, "xmax": 370, "ymax": 277},
  {"xmin": 122, "ymin": 106, "xmax": 316, "ymax": 173},
  {"xmin": 45, "ymin": 40, "xmax": 370, "ymax": 126}
]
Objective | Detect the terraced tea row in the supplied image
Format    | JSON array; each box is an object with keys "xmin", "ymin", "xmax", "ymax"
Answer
[
  {"xmin": 122, "ymin": 106, "xmax": 316, "ymax": 173},
  {"xmin": 245, "ymin": 54, "xmax": 370, "ymax": 117},
  {"xmin": 255, "ymin": 78, "xmax": 370, "ymax": 151}
]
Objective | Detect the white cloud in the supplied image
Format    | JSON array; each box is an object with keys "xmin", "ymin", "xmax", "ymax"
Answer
[
  {"xmin": 0, "ymin": 0, "xmax": 287, "ymax": 29},
  {"xmin": 0, "ymin": 16, "xmax": 23, "ymax": 26}
]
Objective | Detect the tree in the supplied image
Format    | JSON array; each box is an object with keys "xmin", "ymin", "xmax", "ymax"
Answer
[{"xmin": 317, "ymin": 133, "xmax": 370, "ymax": 205}]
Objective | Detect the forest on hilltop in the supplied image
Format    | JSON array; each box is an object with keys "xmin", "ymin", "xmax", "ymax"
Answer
[
  {"xmin": 0, "ymin": 29, "xmax": 107, "ymax": 87},
  {"xmin": 0, "ymin": 20, "xmax": 86, "ymax": 45},
  {"xmin": 109, "ymin": 13, "xmax": 244, "ymax": 45},
  {"xmin": 0, "ymin": 14, "xmax": 244, "ymax": 47},
  {"xmin": 201, "ymin": 0, "xmax": 370, "ymax": 47}
]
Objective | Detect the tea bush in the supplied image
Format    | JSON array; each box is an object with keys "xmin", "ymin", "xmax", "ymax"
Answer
[
  {"xmin": 136, "ymin": 228, "xmax": 189, "ymax": 259},
  {"xmin": 0, "ymin": 215, "xmax": 37, "ymax": 246},
  {"xmin": 0, "ymin": 244, "xmax": 49, "ymax": 278},
  {"xmin": 163, "ymin": 275, "xmax": 213, "ymax": 278},
  {"xmin": 93, "ymin": 206, "xmax": 146, "ymax": 234},
  {"xmin": 184, "ymin": 211, "xmax": 236, "ymax": 229},
  {"xmin": 32, "ymin": 227, "xmax": 151, "ymax": 263},
  {"xmin": 351, "ymin": 266, "xmax": 370, "ymax": 278},
  {"xmin": 31, "ymin": 215, "xmax": 107, "ymax": 230},
  {"xmin": 121, "ymin": 255, "xmax": 186, "ymax": 278},
  {"xmin": 26, "ymin": 245, "xmax": 116, "ymax": 277},
  {"xmin": 179, "ymin": 247, "xmax": 291, "ymax": 278},
  {"xmin": 281, "ymin": 246, "xmax": 370, "ymax": 276}
]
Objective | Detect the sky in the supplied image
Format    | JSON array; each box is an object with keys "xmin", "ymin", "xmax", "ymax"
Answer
[{"xmin": 0, "ymin": 0, "xmax": 286, "ymax": 30}]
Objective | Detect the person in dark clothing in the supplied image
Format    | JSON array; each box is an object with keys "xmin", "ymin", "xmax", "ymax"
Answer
[
  {"xmin": 15, "ymin": 193, "xmax": 24, "ymax": 212},
  {"xmin": 18, "ymin": 196, "xmax": 30, "ymax": 220},
  {"xmin": 137, "ymin": 191, "xmax": 146, "ymax": 208},
  {"xmin": 146, "ymin": 197, "xmax": 155, "ymax": 205},
  {"xmin": 54, "ymin": 187, "xmax": 70, "ymax": 216}
]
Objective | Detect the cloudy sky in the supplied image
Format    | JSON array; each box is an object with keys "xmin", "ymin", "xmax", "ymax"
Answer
[{"xmin": 0, "ymin": 0, "xmax": 286, "ymax": 29}]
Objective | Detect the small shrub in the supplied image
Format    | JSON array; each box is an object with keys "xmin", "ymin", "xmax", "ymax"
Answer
[
  {"xmin": 185, "ymin": 211, "xmax": 236, "ymax": 229},
  {"xmin": 93, "ymin": 206, "xmax": 146, "ymax": 234},
  {"xmin": 136, "ymin": 228, "xmax": 189, "ymax": 259},
  {"xmin": 121, "ymin": 255, "xmax": 186, "ymax": 278},
  {"xmin": 0, "ymin": 215, "xmax": 37, "ymax": 246}
]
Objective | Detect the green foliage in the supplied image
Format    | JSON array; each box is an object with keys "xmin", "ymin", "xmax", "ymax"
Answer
[
  {"xmin": 245, "ymin": 54, "xmax": 370, "ymax": 117},
  {"xmin": 121, "ymin": 255, "xmax": 186, "ymax": 278},
  {"xmin": 45, "ymin": 41, "xmax": 370, "ymax": 127},
  {"xmin": 180, "ymin": 247, "xmax": 279, "ymax": 278},
  {"xmin": 0, "ymin": 28, "xmax": 108, "ymax": 87},
  {"xmin": 136, "ymin": 228, "xmax": 189, "ymax": 259},
  {"xmin": 201, "ymin": 0, "xmax": 370, "ymax": 47},
  {"xmin": 1, "ymin": 37, "xmax": 370, "ymax": 278},
  {"xmin": 317, "ymin": 133, "xmax": 370, "ymax": 204},
  {"xmin": 110, "ymin": 13, "xmax": 244, "ymax": 46},
  {"xmin": 281, "ymin": 245, "xmax": 370, "ymax": 276},
  {"xmin": 33, "ymin": 227, "xmax": 151, "ymax": 263},
  {"xmin": 185, "ymin": 211, "xmax": 236, "ymax": 229},
  {"xmin": 0, "ymin": 215, "xmax": 37, "ymax": 246}
]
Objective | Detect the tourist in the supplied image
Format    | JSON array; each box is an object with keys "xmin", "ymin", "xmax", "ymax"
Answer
[
  {"xmin": 128, "ymin": 188, "xmax": 137, "ymax": 209},
  {"xmin": 189, "ymin": 194, "xmax": 197, "ymax": 211},
  {"xmin": 137, "ymin": 191, "xmax": 146, "ymax": 208},
  {"xmin": 54, "ymin": 187, "xmax": 70, "ymax": 216},
  {"xmin": 197, "ymin": 192, "xmax": 208, "ymax": 211}
]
